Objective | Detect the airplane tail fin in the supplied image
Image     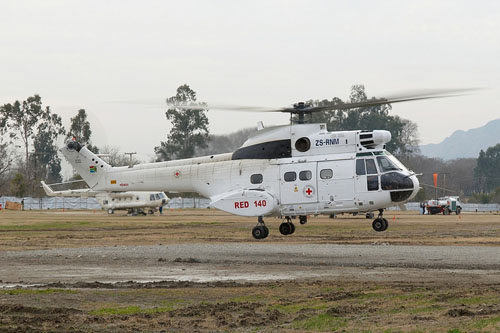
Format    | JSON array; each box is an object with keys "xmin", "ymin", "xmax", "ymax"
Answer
[{"xmin": 60, "ymin": 140, "xmax": 111, "ymax": 189}]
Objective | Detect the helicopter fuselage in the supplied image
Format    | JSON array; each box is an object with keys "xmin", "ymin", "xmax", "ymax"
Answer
[{"xmin": 62, "ymin": 123, "xmax": 420, "ymax": 218}]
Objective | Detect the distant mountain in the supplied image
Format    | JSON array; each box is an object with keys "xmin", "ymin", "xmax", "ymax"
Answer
[{"xmin": 419, "ymin": 119, "xmax": 500, "ymax": 160}]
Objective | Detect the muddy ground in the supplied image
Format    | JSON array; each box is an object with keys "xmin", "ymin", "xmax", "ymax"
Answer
[{"xmin": 0, "ymin": 209, "xmax": 499, "ymax": 332}]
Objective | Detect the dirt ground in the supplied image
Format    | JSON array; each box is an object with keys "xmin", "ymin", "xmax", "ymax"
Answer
[{"xmin": 0, "ymin": 209, "xmax": 499, "ymax": 332}]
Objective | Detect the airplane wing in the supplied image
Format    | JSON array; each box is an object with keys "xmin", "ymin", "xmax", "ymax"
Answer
[{"xmin": 41, "ymin": 181, "xmax": 98, "ymax": 197}]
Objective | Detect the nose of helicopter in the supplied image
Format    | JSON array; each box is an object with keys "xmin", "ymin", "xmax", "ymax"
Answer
[
  {"xmin": 409, "ymin": 174, "xmax": 420, "ymax": 200},
  {"xmin": 383, "ymin": 172, "xmax": 420, "ymax": 203}
]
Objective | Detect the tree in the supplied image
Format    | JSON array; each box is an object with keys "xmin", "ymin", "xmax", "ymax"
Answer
[
  {"xmin": 10, "ymin": 173, "xmax": 27, "ymax": 197},
  {"xmin": 474, "ymin": 144, "xmax": 500, "ymax": 193},
  {"xmin": 308, "ymin": 85, "xmax": 420, "ymax": 156},
  {"xmin": 155, "ymin": 85, "xmax": 209, "ymax": 161},
  {"xmin": 65, "ymin": 109, "xmax": 99, "ymax": 153},
  {"xmin": 31, "ymin": 126, "xmax": 63, "ymax": 184},
  {"xmin": 0, "ymin": 138, "xmax": 16, "ymax": 180},
  {"xmin": 3, "ymin": 95, "xmax": 47, "ymax": 165},
  {"xmin": 194, "ymin": 127, "xmax": 257, "ymax": 157},
  {"xmin": 2, "ymin": 95, "xmax": 65, "ymax": 192},
  {"xmin": 0, "ymin": 107, "xmax": 17, "ymax": 180}
]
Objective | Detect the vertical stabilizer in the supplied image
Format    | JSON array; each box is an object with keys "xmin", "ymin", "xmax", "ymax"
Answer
[{"xmin": 60, "ymin": 141, "xmax": 111, "ymax": 188}]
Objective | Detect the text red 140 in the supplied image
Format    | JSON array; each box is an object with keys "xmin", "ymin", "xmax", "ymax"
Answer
[{"xmin": 234, "ymin": 200, "xmax": 267, "ymax": 209}]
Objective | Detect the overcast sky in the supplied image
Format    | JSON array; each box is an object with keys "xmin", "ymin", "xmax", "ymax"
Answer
[{"xmin": 1, "ymin": 0, "xmax": 499, "ymax": 167}]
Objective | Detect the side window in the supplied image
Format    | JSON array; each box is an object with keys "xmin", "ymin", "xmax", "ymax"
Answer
[
  {"xmin": 250, "ymin": 174, "xmax": 263, "ymax": 184},
  {"xmin": 320, "ymin": 169, "xmax": 333, "ymax": 179},
  {"xmin": 155, "ymin": 194, "xmax": 160, "ymax": 200},
  {"xmin": 299, "ymin": 170, "xmax": 312, "ymax": 181},
  {"xmin": 366, "ymin": 159, "xmax": 378, "ymax": 175},
  {"xmin": 284, "ymin": 171, "xmax": 296, "ymax": 182},
  {"xmin": 356, "ymin": 160, "xmax": 366, "ymax": 175},
  {"xmin": 367, "ymin": 175, "xmax": 379, "ymax": 191},
  {"xmin": 150, "ymin": 194, "xmax": 155, "ymax": 201}
]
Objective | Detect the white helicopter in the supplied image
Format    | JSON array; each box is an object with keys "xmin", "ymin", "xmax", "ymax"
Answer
[
  {"xmin": 41, "ymin": 181, "xmax": 168, "ymax": 215},
  {"xmin": 60, "ymin": 90, "xmax": 470, "ymax": 239}
]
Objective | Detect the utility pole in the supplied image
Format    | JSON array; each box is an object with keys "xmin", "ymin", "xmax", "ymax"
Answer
[{"xmin": 124, "ymin": 152, "xmax": 137, "ymax": 168}]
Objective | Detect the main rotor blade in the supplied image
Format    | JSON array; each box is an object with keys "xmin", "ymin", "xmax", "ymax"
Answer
[
  {"xmin": 314, "ymin": 88, "xmax": 478, "ymax": 112},
  {"xmin": 168, "ymin": 88, "xmax": 479, "ymax": 113}
]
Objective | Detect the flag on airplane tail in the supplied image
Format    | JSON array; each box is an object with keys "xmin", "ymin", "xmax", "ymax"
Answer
[
  {"xmin": 90, "ymin": 165, "xmax": 97, "ymax": 173},
  {"xmin": 433, "ymin": 173, "xmax": 438, "ymax": 187}
]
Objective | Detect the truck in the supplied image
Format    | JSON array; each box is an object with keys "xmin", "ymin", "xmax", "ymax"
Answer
[{"xmin": 425, "ymin": 196, "xmax": 462, "ymax": 215}]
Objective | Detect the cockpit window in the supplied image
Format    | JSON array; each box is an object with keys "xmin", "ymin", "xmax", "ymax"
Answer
[
  {"xmin": 356, "ymin": 160, "xmax": 366, "ymax": 176},
  {"xmin": 376, "ymin": 156, "xmax": 401, "ymax": 172},
  {"xmin": 150, "ymin": 194, "xmax": 155, "ymax": 201},
  {"xmin": 155, "ymin": 194, "xmax": 161, "ymax": 200},
  {"xmin": 385, "ymin": 152, "xmax": 407, "ymax": 171},
  {"xmin": 366, "ymin": 159, "xmax": 378, "ymax": 175}
]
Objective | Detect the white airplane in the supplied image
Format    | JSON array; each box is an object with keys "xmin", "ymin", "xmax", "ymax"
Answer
[{"xmin": 41, "ymin": 181, "xmax": 168, "ymax": 215}]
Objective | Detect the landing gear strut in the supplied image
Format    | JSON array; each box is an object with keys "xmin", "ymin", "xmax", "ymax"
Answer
[
  {"xmin": 279, "ymin": 216, "xmax": 296, "ymax": 235},
  {"xmin": 252, "ymin": 216, "xmax": 269, "ymax": 240},
  {"xmin": 372, "ymin": 209, "xmax": 388, "ymax": 232}
]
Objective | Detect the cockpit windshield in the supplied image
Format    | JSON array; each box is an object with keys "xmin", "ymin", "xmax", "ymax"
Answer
[
  {"xmin": 385, "ymin": 152, "xmax": 408, "ymax": 171},
  {"xmin": 376, "ymin": 156, "xmax": 401, "ymax": 172}
]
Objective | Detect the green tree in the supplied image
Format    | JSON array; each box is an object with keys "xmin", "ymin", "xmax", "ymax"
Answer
[
  {"xmin": 474, "ymin": 143, "xmax": 500, "ymax": 193},
  {"xmin": 155, "ymin": 84, "xmax": 209, "ymax": 161},
  {"xmin": 308, "ymin": 85, "xmax": 420, "ymax": 155},
  {"xmin": 0, "ymin": 107, "xmax": 16, "ymax": 180},
  {"xmin": 2, "ymin": 95, "xmax": 65, "ymax": 191},
  {"xmin": 31, "ymin": 126, "xmax": 63, "ymax": 184},
  {"xmin": 65, "ymin": 109, "xmax": 99, "ymax": 153},
  {"xmin": 10, "ymin": 172, "xmax": 27, "ymax": 197},
  {"xmin": 3, "ymin": 95, "xmax": 48, "ymax": 165}
]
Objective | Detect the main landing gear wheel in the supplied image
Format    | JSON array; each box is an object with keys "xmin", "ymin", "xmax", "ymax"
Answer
[
  {"xmin": 279, "ymin": 217, "xmax": 295, "ymax": 235},
  {"xmin": 252, "ymin": 216, "xmax": 269, "ymax": 240},
  {"xmin": 252, "ymin": 225, "xmax": 269, "ymax": 239},
  {"xmin": 372, "ymin": 218, "xmax": 388, "ymax": 232},
  {"xmin": 372, "ymin": 209, "xmax": 388, "ymax": 232}
]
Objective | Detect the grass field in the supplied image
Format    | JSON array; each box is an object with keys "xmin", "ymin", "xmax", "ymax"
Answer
[{"xmin": 0, "ymin": 209, "xmax": 499, "ymax": 250}]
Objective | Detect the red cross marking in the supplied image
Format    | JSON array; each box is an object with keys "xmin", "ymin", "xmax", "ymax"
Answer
[{"xmin": 306, "ymin": 187, "xmax": 312, "ymax": 195}]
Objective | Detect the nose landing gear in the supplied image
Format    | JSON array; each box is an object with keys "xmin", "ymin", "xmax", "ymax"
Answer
[
  {"xmin": 252, "ymin": 216, "xmax": 269, "ymax": 239},
  {"xmin": 372, "ymin": 209, "xmax": 388, "ymax": 232}
]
